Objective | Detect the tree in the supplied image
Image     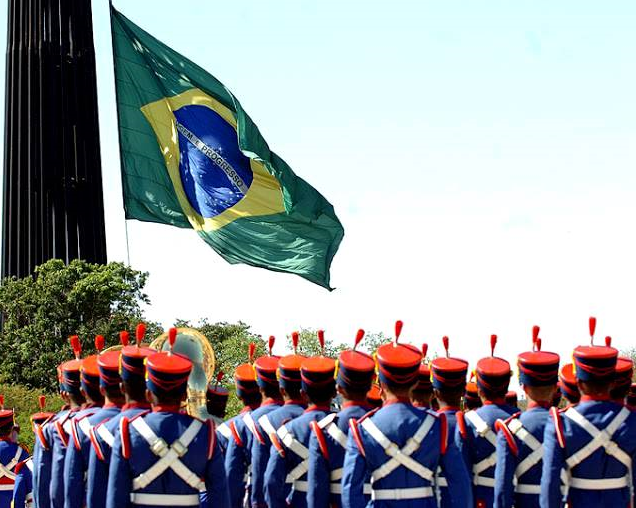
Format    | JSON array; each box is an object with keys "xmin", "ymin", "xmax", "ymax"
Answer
[
  {"xmin": 0, "ymin": 259, "xmax": 161, "ymax": 391},
  {"xmin": 285, "ymin": 328, "xmax": 347, "ymax": 357}
]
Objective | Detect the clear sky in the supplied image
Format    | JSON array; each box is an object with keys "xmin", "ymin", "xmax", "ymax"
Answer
[{"xmin": 1, "ymin": 1, "xmax": 636, "ymax": 380}]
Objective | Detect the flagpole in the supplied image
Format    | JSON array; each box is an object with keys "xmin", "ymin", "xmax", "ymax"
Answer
[{"xmin": 108, "ymin": 1, "xmax": 132, "ymax": 267}]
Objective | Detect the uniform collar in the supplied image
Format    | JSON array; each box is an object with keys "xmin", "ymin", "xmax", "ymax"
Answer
[
  {"xmin": 122, "ymin": 401, "xmax": 151, "ymax": 411},
  {"xmin": 0, "ymin": 437, "xmax": 12, "ymax": 442},
  {"xmin": 304, "ymin": 404, "xmax": 330, "ymax": 413},
  {"xmin": 413, "ymin": 402, "xmax": 429, "ymax": 409},
  {"xmin": 341, "ymin": 401, "xmax": 369, "ymax": 410},
  {"xmin": 527, "ymin": 400, "xmax": 551, "ymax": 410},
  {"xmin": 152, "ymin": 404, "xmax": 182, "ymax": 413},
  {"xmin": 483, "ymin": 399, "xmax": 505, "ymax": 406},
  {"xmin": 103, "ymin": 402, "xmax": 122, "ymax": 409},
  {"xmin": 261, "ymin": 397, "xmax": 282, "ymax": 407},
  {"xmin": 438, "ymin": 406, "xmax": 461, "ymax": 413},
  {"xmin": 580, "ymin": 394, "xmax": 611, "ymax": 402},
  {"xmin": 285, "ymin": 399, "xmax": 306, "ymax": 406}
]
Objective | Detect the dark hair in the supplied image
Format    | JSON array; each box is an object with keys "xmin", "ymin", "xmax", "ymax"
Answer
[
  {"xmin": 123, "ymin": 379, "xmax": 147, "ymax": 402},
  {"xmin": 84, "ymin": 386, "xmax": 104, "ymax": 405},
  {"xmin": 104, "ymin": 384, "xmax": 124, "ymax": 401},
  {"xmin": 284, "ymin": 383, "xmax": 303, "ymax": 400},
  {"xmin": 0, "ymin": 422, "xmax": 12, "ymax": 437},
  {"xmin": 241, "ymin": 392, "xmax": 262, "ymax": 408},
  {"xmin": 435, "ymin": 386, "xmax": 464, "ymax": 407},
  {"xmin": 610, "ymin": 384, "xmax": 630, "ymax": 401},
  {"xmin": 304, "ymin": 384, "xmax": 336, "ymax": 406},
  {"xmin": 480, "ymin": 386, "xmax": 507, "ymax": 401},
  {"xmin": 68, "ymin": 391, "xmax": 86, "ymax": 406},
  {"xmin": 578, "ymin": 379, "xmax": 611, "ymax": 396},
  {"xmin": 339, "ymin": 386, "xmax": 368, "ymax": 401},
  {"xmin": 262, "ymin": 384, "xmax": 282, "ymax": 400},
  {"xmin": 153, "ymin": 392, "xmax": 184, "ymax": 407}
]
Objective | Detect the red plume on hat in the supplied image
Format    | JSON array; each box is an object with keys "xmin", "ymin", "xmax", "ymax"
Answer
[
  {"xmin": 421, "ymin": 343, "xmax": 428, "ymax": 360},
  {"xmin": 70, "ymin": 335, "xmax": 81, "ymax": 360},
  {"xmin": 318, "ymin": 330, "xmax": 325, "ymax": 355},
  {"xmin": 268, "ymin": 336, "xmax": 275, "ymax": 356},
  {"xmin": 589, "ymin": 316, "xmax": 596, "ymax": 345},
  {"xmin": 0, "ymin": 395, "xmax": 4, "ymax": 410},
  {"xmin": 136, "ymin": 323, "xmax": 146, "ymax": 347},
  {"xmin": 38, "ymin": 395, "xmax": 46, "ymax": 411},
  {"xmin": 120, "ymin": 331, "xmax": 130, "ymax": 347},
  {"xmin": 215, "ymin": 371, "xmax": 224, "ymax": 389},
  {"xmin": 605, "ymin": 336, "xmax": 612, "ymax": 347},
  {"xmin": 490, "ymin": 334, "xmax": 497, "ymax": 356},
  {"xmin": 168, "ymin": 328, "xmax": 177, "ymax": 354},
  {"xmin": 292, "ymin": 331, "xmax": 299, "ymax": 354},
  {"xmin": 442, "ymin": 336, "xmax": 449, "ymax": 358},
  {"xmin": 394, "ymin": 320, "xmax": 403, "ymax": 346},
  {"xmin": 95, "ymin": 335, "xmax": 105, "ymax": 353},
  {"xmin": 248, "ymin": 342, "xmax": 256, "ymax": 363},
  {"xmin": 535, "ymin": 338, "xmax": 542, "ymax": 351},
  {"xmin": 354, "ymin": 329, "xmax": 365, "ymax": 351}
]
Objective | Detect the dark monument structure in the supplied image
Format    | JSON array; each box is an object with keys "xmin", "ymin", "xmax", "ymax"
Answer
[{"xmin": 2, "ymin": 0, "xmax": 107, "ymax": 279}]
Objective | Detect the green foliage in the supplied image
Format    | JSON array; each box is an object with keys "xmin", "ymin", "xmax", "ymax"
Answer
[
  {"xmin": 0, "ymin": 259, "xmax": 162, "ymax": 392},
  {"xmin": 286, "ymin": 328, "xmax": 348, "ymax": 357},
  {"xmin": 175, "ymin": 319, "xmax": 267, "ymax": 417},
  {"xmin": 0, "ymin": 383, "xmax": 63, "ymax": 452}
]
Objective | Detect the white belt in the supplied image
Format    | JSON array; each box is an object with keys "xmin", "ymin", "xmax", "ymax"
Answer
[
  {"xmin": 293, "ymin": 480, "xmax": 309, "ymax": 492},
  {"xmin": 0, "ymin": 484, "xmax": 13, "ymax": 491},
  {"xmin": 570, "ymin": 476, "xmax": 629, "ymax": 490},
  {"xmin": 473, "ymin": 476, "xmax": 496, "ymax": 488},
  {"xmin": 437, "ymin": 477, "xmax": 448, "ymax": 487},
  {"xmin": 330, "ymin": 483, "xmax": 372, "ymax": 495},
  {"xmin": 372, "ymin": 486, "xmax": 433, "ymax": 500},
  {"xmin": 130, "ymin": 493, "xmax": 200, "ymax": 506},
  {"xmin": 515, "ymin": 483, "xmax": 541, "ymax": 494}
]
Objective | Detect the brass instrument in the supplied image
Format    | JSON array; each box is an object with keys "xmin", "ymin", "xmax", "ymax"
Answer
[{"xmin": 150, "ymin": 328, "xmax": 216, "ymax": 419}]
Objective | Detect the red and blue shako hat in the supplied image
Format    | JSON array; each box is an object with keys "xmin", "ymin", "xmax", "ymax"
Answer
[
  {"xmin": 145, "ymin": 328, "xmax": 193, "ymax": 397},
  {"xmin": 465, "ymin": 372, "xmax": 480, "ymax": 403},
  {"xmin": 627, "ymin": 383, "xmax": 636, "ymax": 407},
  {"xmin": 234, "ymin": 342, "xmax": 259, "ymax": 398},
  {"xmin": 336, "ymin": 329, "xmax": 375, "ymax": 392},
  {"xmin": 81, "ymin": 335, "xmax": 108, "ymax": 392},
  {"xmin": 573, "ymin": 317, "xmax": 617, "ymax": 382},
  {"xmin": 0, "ymin": 396, "xmax": 13, "ymax": 429},
  {"xmin": 95, "ymin": 335, "xmax": 122, "ymax": 388},
  {"xmin": 277, "ymin": 332, "xmax": 305, "ymax": 390},
  {"xmin": 207, "ymin": 371, "xmax": 229, "ymax": 405},
  {"xmin": 559, "ymin": 363, "xmax": 579, "ymax": 400},
  {"xmin": 61, "ymin": 335, "xmax": 83, "ymax": 395},
  {"xmin": 376, "ymin": 321, "xmax": 422, "ymax": 388},
  {"xmin": 476, "ymin": 334, "xmax": 511, "ymax": 392},
  {"xmin": 31, "ymin": 395, "xmax": 54, "ymax": 426},
  {"xmin": 431, "ymin": 336, "xmax": 468, "ymax": 391},
  {"xmin": 517, "ymin": 325, "xmax": 560, "ymax": 386},
  {"xmin": 414, "ymin": 344, "xmax": 432, "ymax": 392},
  {"xmin": 300, "ymin": 330, "xmax": 336, "ymax": 393},
  {"xmin": 120, "ymin": 324, "xmax": 155, "ymax": 382},
  {"xmin": 604, "ymin": 336, "xmax": 633, "ymax": 391},
  {"xmin": 254, "ymin": 336, "xmax": 281, "ymax": 389}
]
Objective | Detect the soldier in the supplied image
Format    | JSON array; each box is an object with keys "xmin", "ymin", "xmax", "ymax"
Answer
[
  {"xmin": 65, "ymin": 336, "xmax": 122, "ymax": 508},
  {"xmin": 551, "ymin": 385, "xmax": 562, "ymax": 408},
  {"xmin": 464, "ymin": 373, "xmax": 482, "ymax": 410},
  {"xmin": 541, "ymin": 317, "xmax": 636, "ymax": 508},
  {"xmin": 505, "ymin": 392, "xmax": 519, "ymax": 410},
  {"xmin": 0, "ymin": 399, "xmax": 28, "ymax": 508},
  {"xmin": 86, "ymin": 328, "xmax": 154, "ymax": 508},
  {"xmin": 250, "ymin": 332, "xmax": 306, "ymax": 508},
  {"xmin": 455, "ymin": 334, "xmax": 516, "ymax": 508},
  {"xmin": 341, "ymin": 321, "xmax": 472, "ymax": 507},
  {"xmin": 430, "ymin": 336, "xmax": 469, "ymax": 508},
  {"xmin": 223, "ymin": 343, "xmax": 262, "ymax": 507},
  {"xmin": 307, "ymin": 329, "xmax": 375, "ymax": 508},
  {"xmin": 265, "ymin": 330, "xmax": 336, "ymax": 508},
  {"xmin": 366, "ymin": 384, "xmax": 383, "ymax": 409},
  {"xmin": 626, "ymin": 383, "xmax": 636, "ymax": 410},
  {"xmin": 106, "ymin": 327, "xmax": 229, "ymax": 508},
  {"xmin": 49, "ymin": 337, "xmax": 87, "ymax": 508},
  {"xmin": 558, "ymin": 363, "xmax": 580, "ymax": 407},
  {"xmin": 206, "ymin": 372, "xmax": 229, "ymax": 425},
  {"xmin": 493, "ymin": 327, "xmax": 560, "ymax": 508},
  {"xmin": 411, "ymin": 344, "xmax": 433, "ymax": 409},
  {"xmin": 605, "ymin": 337, "xmax": 633, "ymax": 405},
  {"xmin": 13, "ymin": 397, "xmax": 55, "ymax": 508}
]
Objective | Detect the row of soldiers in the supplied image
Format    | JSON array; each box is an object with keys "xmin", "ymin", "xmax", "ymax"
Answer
[{"xmin": 1, "ymin": 318, "xmax": 635, "ymax": 507}]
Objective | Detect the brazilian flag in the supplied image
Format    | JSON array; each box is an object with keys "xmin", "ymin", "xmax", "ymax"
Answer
[{"xmin": 110, "ymin": 7, "xmax": 343, "ymax": 289}]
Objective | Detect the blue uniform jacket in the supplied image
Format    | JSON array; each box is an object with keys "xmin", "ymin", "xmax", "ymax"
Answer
[
  {"xmin": 456, "ymin": 402, "xmax": 516, "ymax": 508},
  {"xmin": 437, "ymin": 407, "xmax": 461, "ymax": 508},
  {"xmin": 224, "ymin": 407, "xmax": 257, "ymax": 508},
  {"xmin": 33, "ymin": 408, "xmax": 68, "ymax": 508},
  {"xmin": 86, "ymin": 404, "xmax": 150, "ymax": 508},
  {"xmin": 265, "ymin": 406, "xmax": 332, "ymax": 508},
  {"xmin": 342, "ymin": 400, "xmax": 472, "ymax": 508},
  {"xmin": 540, "ymin": 399, "xmax": 636, "ymax": 508},
  {"xmin": 0, "ymin": 443, "xmax": 29, "ymax": 508},
  {"xmin": 493, "ymin": 404, "xmax": 549, "ymax": 508},
  {"xmin": 307, "ymin": 402, "xmax": 370, "ymax": 508},
  {"xmin": 64, "ymin": 405, "xmax": 119, "ymax": 508},
  {"xmin": 250, "ymin": 401, "xmax": 305, "ymax": 508},
  {"xmin": 12, "ymin": 458, "xmax": 33, "ymax": 508},
  {"xmin": 50, "ymin": 407, "xmax": 83, "ymax": 508},
  {"xmin": 106, "ymin": 409, "xmax": 229, "ymax": 508}
]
